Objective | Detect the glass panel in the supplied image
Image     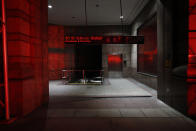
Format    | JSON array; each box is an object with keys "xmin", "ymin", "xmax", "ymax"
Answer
[{"xmin": 137, "ymin": 15, "xmax": 157, "ymax": 76}]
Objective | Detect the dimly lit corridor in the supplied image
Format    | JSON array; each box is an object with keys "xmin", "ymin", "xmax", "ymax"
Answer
[{"xmin": 0, "ymin": 0, "xmax": 196, "ymax": 130}]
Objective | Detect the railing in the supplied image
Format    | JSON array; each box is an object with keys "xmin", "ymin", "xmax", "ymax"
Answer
[{"xmin": 62, "ymin": 70, "xmax": 104, "ymax": 85}]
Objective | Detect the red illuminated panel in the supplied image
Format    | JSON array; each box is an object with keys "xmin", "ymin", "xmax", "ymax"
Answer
[
  {"xmin": 64, "ymin": 36, "xmax": 144, "ymax": 44},
  {"xmin": 189, "ymin": 0, "xmax": 196, "ymax": 14},
  {"xmin": 188, "ymin": 83, "xmax": 196, "ymax": 115},
  {"xmin": 189, "ymin": 0, "xmax": 196, "ymax": 31},
  {"xmin": 5, "ymin": 0, "xmax": 49, "ymax": 117},
  {"xmin": 108, "ymin": 55, "xmax": 122, "ymax": 63},
  {"xmin": 188, "ymin": 0, "xmax": 196, "ymax": 116},
  {"xmin": 188, "ymin": 32, "xmax": 196, "ymax": 65},
  {"xmin": 108, "ymin": 55, "xmax": 122, "ymax": 71},
  {"xmin": 189, "ymin": 15, "xmax": 196, "ymax": 30}
]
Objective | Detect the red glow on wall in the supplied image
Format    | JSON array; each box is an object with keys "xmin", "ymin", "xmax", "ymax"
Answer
[
  {"xmin": 4, "ymin": 0, "xmax": 49, "ymax": 117},
  {"xmin": 108, "ymin": 55, "xmax": 122, "ymax": 63},
  {"xmin": 188, "ymin": 0, "xmax": 196, "ymax": 116},
  {"xmin": 108, "ymin": 55, "xmax": 122, "ymax": 71},
  {"xmin": 48, "ymin": 26, "xmax": 75, "ymax": 80}
]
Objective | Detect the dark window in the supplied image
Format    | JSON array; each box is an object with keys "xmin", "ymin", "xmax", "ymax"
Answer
[{"xmin": 137, "ymin": 15, "xmax": 157, "ymax": 76}]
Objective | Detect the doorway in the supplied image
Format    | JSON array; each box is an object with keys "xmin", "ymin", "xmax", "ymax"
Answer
[{"xmin": 108, "ymin": 54, "xmax": 123, "ymax": 78}]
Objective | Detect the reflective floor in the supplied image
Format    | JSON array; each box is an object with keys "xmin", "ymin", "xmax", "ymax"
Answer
[{"xmin": 0, "ymin": 78, "xmax": 196, "ymax": 131}]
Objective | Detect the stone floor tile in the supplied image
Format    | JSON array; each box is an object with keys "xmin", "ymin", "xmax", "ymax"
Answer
[
  {"xmin": 97, "ymin": 109, "xmax": 122, "ymax": 117},
  {"xmin": 74, "ymin": 109, "xmax": 97, "ymax": 117},
  {"xmin": 141, "ymin": 108, "xmax": 170, "ymax": 117},
  {"xmin": 120, "ymin": 109, "xmax": 145, "ymax": 117},
  {"xmin": 47, "ymin": 109, "xmax": 75, "ymax": 117}
]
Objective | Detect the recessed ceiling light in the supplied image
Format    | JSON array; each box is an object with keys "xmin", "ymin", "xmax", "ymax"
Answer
[
  {"xmin": 48, "ymin": 5, "xmax": 53, "ymax": 9},
  {"xmin": 96, "ymin": 4, "xmax": 100, "ymax": 7},
  {"xmin": 120, "ymin": 16, "xmax": 124, "ymax": 19}
]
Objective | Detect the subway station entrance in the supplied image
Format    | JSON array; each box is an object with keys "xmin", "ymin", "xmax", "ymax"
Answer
[{"xmin": 0, "ymin": 0, "xmax": 196, "ymax": 130}]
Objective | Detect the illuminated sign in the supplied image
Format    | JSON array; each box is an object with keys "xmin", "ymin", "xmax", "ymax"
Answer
[{"xmin": 64, "ymin": 36, "xmax": 144, "ymax": 44}]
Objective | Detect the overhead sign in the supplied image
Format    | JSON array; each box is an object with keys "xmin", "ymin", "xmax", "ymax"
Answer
[{"xmin": 64, "ymin": 36, "xmax": 144, "ymax": 44}]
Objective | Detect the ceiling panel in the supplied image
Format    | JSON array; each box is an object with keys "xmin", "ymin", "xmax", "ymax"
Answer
[
  {"xmin": 86, "ymin": 0, "xmax": 121, "ymax": 25},
  {"xmin": 48, "ymin": 0, "xmax": 86, "ymax": 25},
  {"xmin": 48, "ymin": 0, "xmax": 150, "ymax": 26}
]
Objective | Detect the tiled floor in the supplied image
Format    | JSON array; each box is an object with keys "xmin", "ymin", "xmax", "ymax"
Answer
[
  {"xmin": 0, "ymin": 78, "xmax": 196, "ymax": 131},
  {"xmin": 47, "ymin": 108, "xmax": 184, "ymax": 118},
  {"xmin": 49, "ymin": 78, "xmax": 152, "ymax": 97}
]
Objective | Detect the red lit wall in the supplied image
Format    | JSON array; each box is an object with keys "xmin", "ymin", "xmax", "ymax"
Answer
[
  {"xmin": 5, "ymin": 0, "xmax": 48, "ymax": 117},
  {"xmin": 188, "ymin": 0, "xmax": 196, "ymax": 116},
  {"xmin": 48, "ymin": 25, "xmax": 75, "ymax": 80},
  {"xmin": 48, "ymin": 25, "xmax": 65, "ymax": 80},
  {"xmin": 108, "ymin": 55, "xmax": 122, "ymax": 71},
  {"xmin": 108, "ymin": 55, "xmax": 122, "ymax": 64}
]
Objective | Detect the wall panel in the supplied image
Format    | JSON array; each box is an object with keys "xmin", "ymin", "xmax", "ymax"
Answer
[
  {"xmin": 188, "ymin": 0, "xmax": 196, "ymax": 116},
  {"xmin": 48, "ymin": 25, "xmax": 75, "ymax": 80},
  {"xmin": 5, "ymin": 0, "xmax": 48, "ymax": 117}
]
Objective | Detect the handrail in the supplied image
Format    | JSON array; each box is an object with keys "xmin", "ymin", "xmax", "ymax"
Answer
[{"xmin": 61, "ymin": 69, "xmax": 104, "ymax": 85}]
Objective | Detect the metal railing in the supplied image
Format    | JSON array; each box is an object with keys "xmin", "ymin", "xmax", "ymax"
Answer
[{"xmin": 61, "ymin": 69, "xmax": 104, "ymax": 85}]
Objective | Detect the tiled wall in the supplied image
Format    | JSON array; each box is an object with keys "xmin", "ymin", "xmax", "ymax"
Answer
[
  {"xmin": 48, "ymin": 25, "xmax": 65, "ymax": 80},
  {"xmin": 6, "ymin": 0, "xmax": 48, "ymax": 116},
  {"xmin": 48, "ymin": 25, "xmax": 75, "ymax": 80}
]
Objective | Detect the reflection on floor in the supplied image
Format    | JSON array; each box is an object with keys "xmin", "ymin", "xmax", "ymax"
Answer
[
  {"xmin": 0, "ymin": 78, "xmax": 196, "ymax": 131},
  {"xmin": 49, "ymin": 78, "xmax": 152, "ymax": 97}
]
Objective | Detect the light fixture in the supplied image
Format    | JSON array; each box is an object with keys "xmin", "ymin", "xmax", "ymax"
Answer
[
  {"xmin": 120, "ymin": 0, "xmax": 123, "ymax": 20},
  {"xmin": 120, "ymin": 0, "xmax": 124, "ymax": 32},
  {"xmin": 85, "ymin": 0, "xmax": 88, "ymax": 25},
  {"xmin": 96, "ymin": 4, "xmax": 100, "ymax": 7},
  {"xmin": 48, "ymin": 4, "xmax": 53, "ymax": 9}
]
